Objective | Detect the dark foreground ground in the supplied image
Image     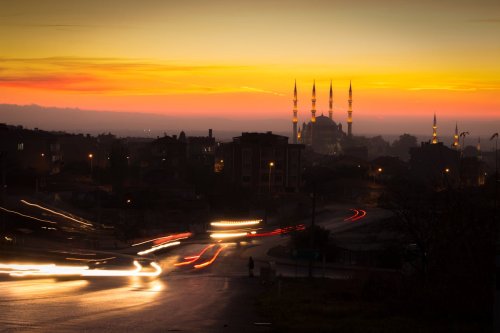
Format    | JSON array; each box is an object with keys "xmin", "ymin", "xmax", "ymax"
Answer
[{"xmin": 257, "ymin": 277, "xmax": 490, "ymax": 333}]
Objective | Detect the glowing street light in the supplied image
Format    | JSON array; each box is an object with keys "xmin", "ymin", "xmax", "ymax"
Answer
[
  {"xmin": 88, "ymin": 153, "xmax": 93, "ymax": 175},
  {"xmin": 269, "ymin": 161, "xmax": 274, "ymax": 193},
  {"xmin": 374, "ymin": 167, "xmax": 383, "ymax": 184}
]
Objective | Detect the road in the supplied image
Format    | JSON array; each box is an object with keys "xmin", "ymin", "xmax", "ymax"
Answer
[
  {"xmin": 241, "ymin": 205, "xmax": 383, "ymax": 279},
  {"xmin": 0, "ymin": 205, "xmax": 390, "ymax": 332},
  {"xmin": 0, "ymin": 243, "xmax": 270, "ymax": 333}
]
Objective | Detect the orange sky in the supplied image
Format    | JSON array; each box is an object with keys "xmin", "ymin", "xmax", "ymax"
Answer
[{"xmin": 0, "ymin": 0, "xmax": 499, "ymax": 132}]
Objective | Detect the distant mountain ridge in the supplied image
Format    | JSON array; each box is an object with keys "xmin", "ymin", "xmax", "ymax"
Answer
[{"xmin": 0, "ymin": 103, "xmax": 290, "ymax": 140}]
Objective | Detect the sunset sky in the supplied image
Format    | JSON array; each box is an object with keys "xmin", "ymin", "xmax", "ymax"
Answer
[{"xmin": 0, "ymin": 0, "xmax": 499, "ymax": 134}]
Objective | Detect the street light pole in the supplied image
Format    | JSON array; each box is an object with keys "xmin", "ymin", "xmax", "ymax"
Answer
[
  {"xmin": 88, "ymin": 153, "xmax": 93, "ymax": 177},
  {"xmin": 491, "ymin": 134, "xmax": 500, "ymax": 332},
  {"xmin": 459, "ymin": 132, "xmax": 469, "ymax": 157},
  {"xmin": 308, "ymin": 181, "xmax": 316, "ymax": 278},
  {"xmin": 268, "ymin": 162, "xmax": 274, "ymax": 193},
  {"xmin": 0, "ymin": 151, "xmax": 5, "ymax": 232},
  {"xmin": 491, "ymin": 133, "xmax": 499, "ymax": 208},
  {"xmin": 459, "ymin": 132, "xmax": 469, "ymax": 186},
  {"xmin": 496, "ymin": 134, "xmax": 498, "ymax": 189}
]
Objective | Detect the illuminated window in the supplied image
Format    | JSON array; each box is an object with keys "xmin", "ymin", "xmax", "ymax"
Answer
[{"xmin": 17, "ymin": 143, "xmax": 24, "ymax": 151}]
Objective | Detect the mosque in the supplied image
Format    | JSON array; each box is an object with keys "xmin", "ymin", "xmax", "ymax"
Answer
[{"xmin": 292, "ymin": 80, "xmax": 353, "ymax": 155}]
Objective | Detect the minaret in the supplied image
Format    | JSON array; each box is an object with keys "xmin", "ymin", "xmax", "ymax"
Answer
[
  {"xmin": 297, "ymin": 128, "xmax": 302, "ymax": 143},
  {"xmin": 310, "ymin": 81, "xmax": 316, "ymax": 147},
  {"xmin": 328, "ymin": 80, "xmax": 333, "ymax": 120},
  {"xmin": 347, "ymin": 81, "xmax": 353, "ymax": 137},
  {"xmin": 452, "ymin": 122, "xmax": 459, "ymax": 148},
  {"xmin": 432, "ymin": 113, "xmax": 438, "ymax": 144},
  {"xmin": 292, "ymin": 80, "xmax": 298, "ymax": 144},
  {"xmin": 311, "ymin": 81, "xmax": 316, "ymax": 124}
]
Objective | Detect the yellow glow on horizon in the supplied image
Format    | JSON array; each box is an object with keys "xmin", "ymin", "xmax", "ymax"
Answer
[{"xmin": 0, "ymin": 1, "xmax": 498, "ymax": 120}]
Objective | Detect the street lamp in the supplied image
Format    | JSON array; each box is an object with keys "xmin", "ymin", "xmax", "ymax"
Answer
[
  {"xmin": 268, "ymin": 162, "xmax": 274, "ymax": 193},
  {"xmin": 375, "ymin": 167, "xmax": 383, "ymax": 184},
  {"xmin": 88, "ymin": 153, "xmax": 93, "ymax": 175},
  {"xmin": 459, "ymin": 131, "xmax": 469, "ymax": 156}
]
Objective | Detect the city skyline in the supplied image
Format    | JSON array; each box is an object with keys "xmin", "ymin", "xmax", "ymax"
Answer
[{"xmin": 0, "ymin": 0, "xmax": 499, "ymax": 130}]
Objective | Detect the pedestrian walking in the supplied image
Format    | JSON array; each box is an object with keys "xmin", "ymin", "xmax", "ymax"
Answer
[{"xmin": 248, "ymin": 256, "xmax": 255, "ymax": 277}]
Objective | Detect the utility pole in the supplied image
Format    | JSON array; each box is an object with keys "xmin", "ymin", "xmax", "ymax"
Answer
[
  {"xmin": 459, "ymin": 131, "xmax": 469, "ymax": 186},
  {"xmin": 88, "ymin": 153, "xmax": 93, "ymax": 179},
  {"xmin": 491, "ymin": 133, "xmax": 499, "ymax": 209},
  {"xmin": 268, "ymin": 162, "xmax": 274, "ymax": 194},
  {"xmin": 0, "ymin": 151, "xmax": 5, "ymax": 231},
  {"xmin": 308, "ymin": 181, "xmax": 316, "ymax": 278},
  {"xmin": 0, "ymin": 151, "xmax": 5, "ymax": 203},
  {"xmin": 459, "ymin": 131, "xmax": 469, "ymax": 157},
  {"xmin": 491, "ymin": 132, "xmax": 499, "ymax": 333}
]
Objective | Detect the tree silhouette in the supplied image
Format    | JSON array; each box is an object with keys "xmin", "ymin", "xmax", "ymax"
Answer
[{"xmin": 391, "ymin": 133, "xmax": 418, "ymax": 160}]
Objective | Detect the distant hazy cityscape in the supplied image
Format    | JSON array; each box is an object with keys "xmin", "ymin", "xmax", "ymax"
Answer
[{"xmin": 1, "ymin": 103, "xmax": 498, "ymax": 149}]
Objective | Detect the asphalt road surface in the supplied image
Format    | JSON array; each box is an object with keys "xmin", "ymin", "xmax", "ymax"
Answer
[
  {"xmin": 0, "ymin": 206, "xmax": 389, "ymax": 332},
  {"xmin": 0, "ymin": 243, "xmax": 271, "ymax": 333}
]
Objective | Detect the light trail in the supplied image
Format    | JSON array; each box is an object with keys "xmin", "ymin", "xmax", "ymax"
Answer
[
  {"xmin": 210, "ymin": 220, "xmax": 262, "ymax": 227},
  {"xmin": 0, "ymin": 263, "xmax": 90, "ymax": 277},
  {"xmin": 152, "ymin": 232, "xmax": 192, "ymax": 245},
  {"xmin": 20, "ymin": 200, "xmax": 93, "ymax": 227},
  {"xmin": 50, "ymin": 251, "xmax": 97, "ymax": 256},
  {"xmin": 82, "ymin": 261, "xmax": 162, "ymax": 277},
  {"xmin": 0, "ymin": 261, "xmax": 162, "ymax": 278},
  {"xmin": 174, "ymin": 244, "xmax": 215, "ymax": 267},
  {"xmin": 210, "ymin": 232, "xmax": 248, "ymax": 239},
  {"xmin": 344, "ymin": 209, "xmax": 360, "ymax": 221},
  {"xmin": 0, "ymin": 205, "xmax": 58, "ymax": 224},
  {"xmin": 247, "ymin": 224, "xmax": 306, "ymax": 237},
  {"xmin": 352, "ymin": 210, "xmax": 367, "ymax": 221},
  {"xmin": 194, "ymin": 245, "xmax": 226, "ymax": 269},
  {"xmin": 137, "ymin": 240, "xmax": 182, "ymax": 256},
  {"xmin": 65, "ymin": 256, "xmax": 116, "ymax": 262},
  {"xmin": 41, "ymin": 226, "xmax": 57, "ymax": 230},
  {"xmin": 131, "ymin": 232, "xmax": 192, "ymax": 247},
  {"xmin": 344, "ymin": 209, "xmax": 367, "ymax": 222}
]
